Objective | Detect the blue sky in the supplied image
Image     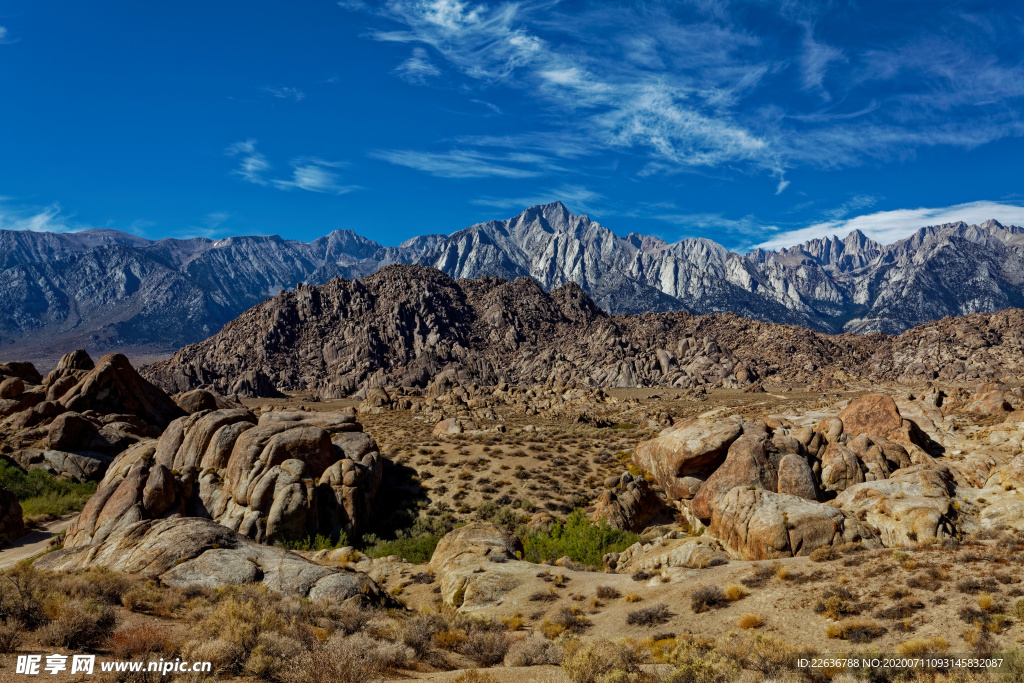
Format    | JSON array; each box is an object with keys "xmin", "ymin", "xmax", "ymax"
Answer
[{"xmin": 2, "ymin": 0, "xmax": 1024, "ymax": 251}]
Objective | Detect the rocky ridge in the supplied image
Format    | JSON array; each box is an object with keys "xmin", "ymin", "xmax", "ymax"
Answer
[{"xmin": 144, "ymin": 264, "xmax": 1024, "ymax": 399}]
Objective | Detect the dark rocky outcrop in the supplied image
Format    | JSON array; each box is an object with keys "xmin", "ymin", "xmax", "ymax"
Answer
[{"xmin": 0, "ymin": 350, "xmax": 183, "ymax": 482}]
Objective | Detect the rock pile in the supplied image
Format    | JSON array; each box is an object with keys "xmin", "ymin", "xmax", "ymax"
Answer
[
  {"xmin": 64, "ymin": 408, "xmax": 382, "ymax": 548},
  {"xmin": 631, "ymin": 393, "xmax": 962, "ymax": 559},
  {"xmin": 0, "ymin": 351, "xmax": 184, "ymax": 482}
]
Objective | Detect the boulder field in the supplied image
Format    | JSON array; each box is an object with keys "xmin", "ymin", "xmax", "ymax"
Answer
[
  {"xmin": 0, "ymin": 350, "xmax": 185, "ymax": 482},
  {"xmin": 631, "ymin": 390, "xmax": 1024, "ymax": 560}
]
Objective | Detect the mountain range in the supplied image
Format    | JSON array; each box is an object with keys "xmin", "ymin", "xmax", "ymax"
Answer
[{"xmin": 2, "ymin": 201, "xmax": 1023, "ymax": 359}]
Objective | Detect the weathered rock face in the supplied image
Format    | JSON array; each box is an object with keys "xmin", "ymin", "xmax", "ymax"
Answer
[
  {"xmin": 0, "ymin": 485, "xmax": 25, "ymax": 543},
  {"xmin": 690, "ymin": 434, "xmax": 781, "ymax": 523},
  {"xmin": 632, "ymin": 419, "xmax": 743, "ymax": 500},
  {"xmin": 430, "ymin": 522, "xmax": 526, "ymax": 611},
  {"xmin": 37, "ymin": 517, "xmax": 387, "ymax": 603},
  {"xmin": 589, "ymin": 476, "xmax": 669, "ymax": 532},
  {"xmin": 0, "ymin": 351, "xmax": 182, "ymax": 482},
  {"xmin": 709, "ymin": 488, "xmax": 879, "ymax": 560},
  {"xmin": 59, "ymin": 353, "xmax": 184, "ymax": 430},
  {"xmin": 834, "ymin": 467, "xmax": 955, "ymax": 546},
  {"xmin": 64, "ymin": 408, "xmax": 382, "ymax": 548},
  {"xmin": 614, "ymin": 535, "xmax": 731, "ymax": 572}
]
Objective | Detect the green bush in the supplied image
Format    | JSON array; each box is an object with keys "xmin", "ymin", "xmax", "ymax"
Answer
[
  {"xmin": 277, "ymin": 532, "xmax": 348, "ymax": 552},
  {"xmin": 362, "ymin": 512, "xmax": 460, "ymax": 564},
  {"xmin": 519, "ymin": 509, "xmax": 639, "ymax": 570},
  {"xmin": 0, "ymin": 460, "xmax": 97, "ymax": 520}
]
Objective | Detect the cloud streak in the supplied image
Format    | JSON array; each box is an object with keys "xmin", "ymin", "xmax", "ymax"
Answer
[
  {"xmin": 344, "ymin": 0, "xmax": 1024, "ymax": 192},
  {"xmin": 227, "ymin": 141, "xmax": 357, "ymax": 195},
  {"xmin": 755, "ymin": 200, "xmax": 1024, "ymax": 251}
]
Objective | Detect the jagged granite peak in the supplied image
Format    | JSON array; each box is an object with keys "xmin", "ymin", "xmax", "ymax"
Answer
[
  {"xmin": 143, "ymin": 264, "xmax": 1024, "ymax": 399},
  {"xmin": 2, "ymin": 204, "xmax": 1024, "ymax": 358}
]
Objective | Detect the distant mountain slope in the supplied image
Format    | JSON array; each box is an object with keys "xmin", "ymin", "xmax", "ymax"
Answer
[
  {"xmin": 143, "ymin": 264, "xmax": 1024, "ymax": 398},
  {"xmin": 1, "ymin": 202, "xmax": 1023, "ymax": 358}
]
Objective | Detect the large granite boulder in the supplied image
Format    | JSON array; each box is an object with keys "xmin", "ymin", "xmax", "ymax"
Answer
[
  {"xmin": 64, "ymin": 408, "xmax": 382, "ymax": 547},
  {"xmin": 589, "ymin": 476, "xmax": 669, "ymax": 532},
  {"xmin": 690, "ymin": 434, "xmax": 780, "ymax": 523},
  {"xmin": 709, "ymin": 488, "xmax": 878, "ymax": 560},
  {"xmin": 834, "ymin": 466, "xmax": 954, "ymax": 546},
  {"xmin": 37, "ymin": 517, "xmax": 387, "ymax": 603},
  {"xmin": 430, "ymin": 522, "xmax": 526, "ymax": 611},
  {"xmin": 632, "ymin": 418, "xmax": 743, "ymax": 499},
  {"xmin": 0, "ymin": 351, "xmax": 183, "ymax": 483}
]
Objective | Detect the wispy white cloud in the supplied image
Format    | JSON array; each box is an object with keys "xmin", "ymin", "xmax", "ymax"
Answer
[
  {"xmin": 344, "ymin": 0, "xmax": 1024, "ymax": 193},
  {"xmin": 226, "ymin": 139, "xmax": 271, "ymax": 185},
  {"xmin": 262, "ymin": 85, "xmax": 306, "ymax": 101},
  {"xmin": 0, "ymin": 201, "xmax": 83, "ymax": 233},
  {"xmin": 470, "ymin": 185, "xmax": 605, "ymax": 214},
  {"xmin": 394, "ymin": 47, "xmax": 441, "ymax": 84},
  {"xmin": 754, "ymin": 200, "xmax": 1024, "ymax": 251},
  {"xmin": 368, "ymin": 148, "xmax": 553, "ymax": 178},
  {"xmin": 273, "ymin": 159, "xmax": 358, "ymax": 194},
  {"xmin": 227, "ymin": 141, "xmax": 357, "ymax": 194},
  {"xmin": 799, "ymin": 24, "xmax": 845, "ymax": 100}
]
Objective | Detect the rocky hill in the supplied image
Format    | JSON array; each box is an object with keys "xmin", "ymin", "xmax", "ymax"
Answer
[
  {"xmin": 3, "ymin": 203, "xmax": 1024, "ymax": 359},
  {"xmin": 143, "ymin": 264, "xmax": 1024, "ymax": 398}
]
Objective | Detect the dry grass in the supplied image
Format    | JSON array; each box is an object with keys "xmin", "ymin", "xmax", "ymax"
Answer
[
  {"xmin": 723, "ymin": 584, "xmax": 748, "ymax": 601},
  {"xmin": 826, "ymin": 618, "xmax": 887, "ymax": 643},
  {"xmin": 736, "ymin": 613, "xmax": 763, "ymax": 629}
]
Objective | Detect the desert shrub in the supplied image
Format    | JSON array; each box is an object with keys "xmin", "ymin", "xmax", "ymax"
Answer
[
  {"xmin": 813, "ymin": 587, "xmax": 860, "ymax": 620},
  {"xmin": 0, "ymin": 564, "xmax": 46, "ymax": 626},
  {"xmin": 58, "ymin": 567, "xmax": 135, "ymax": 604},
  {"xmin": 552, "ymin": 605, "xmax": 591, "ymax": 634},
  {"xmin": 723, "ymin": 584, "xmax": 748, "ymax": 601},
  {"xmin": 519, "ymin": 509, "xmax": 639, "ymax": 569},
  {"xmin": 826, "ymin": 618, "xmax": 886, "ymax": 643},
  {"xmin": 504, "ymin": 634, "xmax": 564, "ymax": 667},
  {"xmin": 0, "ymin": 618, "xmax": 22, "ymax": 654},
  {"xmin": 738, "ymin": 633, "xmax": 802, "ymax": 679},
  {"xmin": 626, "ymin": 603, "xmax": 671, "ymax": 626},
  {"xmin": 691, "ymin": 586, "xmax": 726, "ymax": 613},
  {"xmin": 810, "ymin": 546, "xmax": 839, "ymax": 562},
  {"xmin": 662, "ymin": 642, "xmax": 740, "ymax": 683},
  {"xmin": 740, "ymin": 565, "xmax": 774, "ymax": 588},
  {"xmin": 596, "ymin": 585, "xmax": 621, "ymax": 600},
  {"xmin": 561, "ymin": 638, "xmax": 640, "ymax": 683},
  {"xmin": 38, "ymin": 600, "xmax": 116, "ymax": 649},
  {"xmin": 277, "ymin": 532, "xmax": 349, "ymax": 551},
  {"xmin": 875, "ymin": 598, "xmax": 924, "ymax": 620},
  {"xmin": 631, "ymin": 570, "xmax": 651, "ymax": 581},
  {"xmin": 288, "ymin": 632, "xmax": 412, "ymax": 683},
  {"xmin": 461, "ymin": 629, "xmax": 513, "ymax": 667},
  {"xmin": 452, "ymin": 672, "xmax": 499, "ymax": 683},
  {"xmin": 896, "ymin": 637, "xmax": 948, "ymax": 656},
  {"xmin": 736, "ymin": 613, "xmax": 763, "ymax": 629},
  {"xmin": 109, "ymin": 624, "xmax": 173, "ymax": 659}
]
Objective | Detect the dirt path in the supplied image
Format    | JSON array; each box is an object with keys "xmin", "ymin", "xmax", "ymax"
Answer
[{"xmin": 0, "ymin": 515, "xmax": 76, "ymax": 569}]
